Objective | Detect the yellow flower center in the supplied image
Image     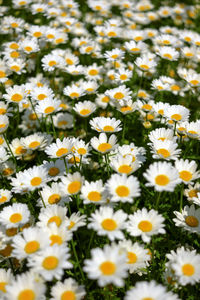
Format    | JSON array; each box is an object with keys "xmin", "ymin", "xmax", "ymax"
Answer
[
  {"xmin": 33, "ymin": 32, "xmax": 42, "ymax": 38},
  {"xmin": 11, "ymin": 93, "xmax": 23, "ymax": 102},
  {"xmin": 100, "ymin": 261, "xmax": 116, "ymax": 275},
  {"xmin": 70, "ymin": 92, "xmax": 79, "ymax": 98},
  {"xmin": 101, "ymin": 218, "xmax": 117, "ymax": 231},
  {"xmin": 89, "ymin": 69, "xmax": 98, "ymax": 76},
  {"xmin": 56, "ymin": 148, "xmax": 68, "ymax": 157},
  {"xmin": 77, "ymin": 148, "xmax": 86, "ymax": 155},
  {"xmin": 48, "ymin": 167, "xmax": 59, "ymax": 176},
  {"xmin": 15, "ymin": 146, "xmax": 27, "ymax": 155},
  {"xmin": 58, "ymin": 120, "xmax": 68, "ymax": 127},
  {"xmin": 134, "ymin": 36, "xmax": 142, "ymax": 41},
  {"xmin": 87, "ymin": 191, "xmax": 101, "ymax": 202},
  {"xmin": 48, "ymin": 194, "xmax": 61, "ymax": 204},
  {"xmin": 47, "ymin": 34, "xmax": 55, "ymax": 39},
  {"xmin": 190, "ymin": 80, "xmax": 199, "ymax": 86},
  {"xmin": 140, "ymin": 64, "xmax": 149, "ymax": 70},
  {"xmin": 121, "ymin": 106, "xmax": 132, "ymax": 112},
  {"xmin": 10, "ymin": 42, "xmax": 19, "ymax": 49},
  {"xmin": 24, "ymin": 46, "xmax": 33, "ymax": 52},
  {"xmin": 9, "ymin": 213, "xmax": 22, "ymax": 223},
  {"xmin": 114, "ymin": 92, "xmax": 124, "ymax": 100},
  {"xmin": 30, "ymin": 177, "xmax": 42, "ymax": 186},
  {"xmin": 157, "ymin": 148, "xmax": 170, "ymax": 158},
  {"xmin": 2, "ymin": 167, "xmax": 14, "ymax": 176},
  {"xmin": 0, "ymin": 196, "xmax": 7, "ymax": 203},
  {"xmin": 108, "ymin": 31, "xmax": 117, "ymax": 37},
  {"xmin": 120, "ymin": 74, "xmax": 127, "ymax": 80},
  {"xmin": 118, "ymin": 165, "xmax": 132, "ymax": 174},
  {"xmin": 68, "ymin": 181, "xmax": 81, "ymax": 194},
  {"xmin": 65, "ymin": 58, "xmax": 73, "ymax": 65},
  {"xmin": 18, "ymin": 290, "xmax": 35, "ymax": 300},
  {"xmin": 138, "ymin": 220, "xmax": 152, "ymax": 232},
  {"xmin": 79, "ymin": 109, "xmax": 91, "ymax": 116},
  {"xmin": 131, "ymin": 47, "xmax": 140, "ymax": 52},
  {"xmin": 179, "ymin": 170, "xmax": 192, "ymax": 181},
  {"xmin": 98, "ymin": 143, "xmax": 112, "ymax": 152},
  {"xmin": 185, "ymin": 216, "xmax": 199, "ymax": 227},
  {"xmin": 61, "ymin": 291, "xmax": 76, "ymax": 300},
  {"xmin": 0, "ymin": 71, "xmax": 6, "ymax": 78},
  {"xmin": 188, "ymin": 189, "xmax": 198, "ymax": 198},
  {"xmin": 24, "ymin": 241, "xmax": 40, "ymax": 254},
  {"xmin": 103, "ymin": 125, "xmax": 115, "ymax": 132},
  {"xmin": 48, "ymin": 60, "xmax": 56, "ymax": 66},
  {"xmin": 42, "ymin": 256, "xmax": 59, "ymax": 270},
  {"xmin": 115, "ymin": 185, "xmax": 130, "ymax": 197},
  {"xmin": 163, "ymin": 53, "xmax": 173, "ymax": 59},
  {"xmin": 155, "ymin": 174, "xmax": 169, "ymax": 186},
  {"xmin": 102, "ymin": 96, "xmax": 109, "ymax": 103},
  {"xmin": 11, "ymin": 22, "xmax": 19, "ymax": 28},
  {"xmin": 29, "ymin": 141, "xmax": 40, "ymax": 148},
  {"xmin": 182, "ymin": 263, "xmax": 195, "ymax": 276},
  {"xmin": 142, "ymin": 104, "xmax": 152, "ymax": 110},
  {"xmin": 171, "ymin": 113, "xmax": 182, "ymax": 121},
  {"xmin": 11, "ymin": 65, "xmax": 20, "ymax": 72},
  {"xmin": 50, "ymin": 235, "xmax": 62, "ymax": 246},
  {"xmin": 127, "ymin": 252, "xmax": 137, "ymax": 264},
  {"xmin": 0, "ymin": 282, "xmax": 6, "ymax": 293},
  {"xmin": 48, "ymin": 216, "xmax": 62, "ymax": 227},
  {"xmin": 68, "ymin": 221, "xmax": 75, "ymax": 230},
  {"xmin": 44, "ymin": 106, "xmax": 55, "ymax": 114},
  {"xmin": 10, "ymin": 51, "xmax": 19, "ymax": 58},
  {"xmin": 85, "ymin": 46, "xmax": 93, "ymax": 53}
]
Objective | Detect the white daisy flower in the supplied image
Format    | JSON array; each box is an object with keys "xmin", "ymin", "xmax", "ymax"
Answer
[
  {"xmin": 63, "ymin": 84, "xmax": 85, "ymax": 99},
  {"xmin": 175, "ymin": 159, "xmax": 200, "ymax": 184},
  {"xmin": 90, "ymin": 117, "xmax": 122, "ymax": 133},
  {"xmin": 164, "ymin": 105, "xmax": 190, "ymax": 123},
  {"xmin": 39, "ymin": 182, "xmax": 69, "ymax": 207},
  {"xmin": 0, "ymin": 268, "xmax": 14, "ymax": 297},
  {"xmin": 0, "ymin": 189, "xmax": 12, "ymax": 205},
  {"xmin": 148, "ymin": 127, "xmax": 176, "ymax": 143},
  {"xmin": 45, "ymin": 138, "xmax": 73, "ymax": 158},
  {"xmin": 156, "ymin": 46, "xmax": 179, "ymax": 60},
  {"xmin": 30, "ymin": 86, "xmax": 54, "ymax": 102},
  {"xmin": 28, "ymin": 245, "xmax": 72, "ymax": 281},
  {"xmin": 66, "ymin": 212, "xmax": 86, "ymax": 232},
  {"xmin": 106, "ymin": 173, "xmax": 141, "ymax": 203},
  {"xmin": 21, "ymin": 132, "xmax": 52, "ymax": 151},
  {"xmin": 88, "ymin": 206, "xmax": 127, "ymax": 241},
  {"xmin": 12, "ymin": 227, "xmax": 50, "ymax": 259},
  {"xmin": 149, "ymin": 140, "xmax": 181, "ymax": 160},
  {"xmin": 50, "ymin": 277, "xmax": 86, "ymax": 300},
  {"xmin": 91, "ymin": 133, "xmax": 118, "ymax": 154},
  {"xmin": 35, "ymin": 98, "xmax": 61, "ymax": 115},
  {"xmin": 83, "ymin": 244, "xmax": 128, "ymax": 287},
  {"xmin": 0, "ymin": 203, "xmax": 30, "ymax": 229},
  {"xmin": 45, "ymin": 222, "xmax": 72, "ymax": 246},
  {"xmin": 20, "ymin": 165, "xmax": 48, "ymax": 191},
  {"xmin": 118, "ymin": 240, "xmax": 150, "ymax": 274},
  {"xmin": 6, "ymin": 272, "xmax": 46, "ymax": 300},
  {"xmin": 81, "ymin": 179, "xmax": 107, "ymax": 204},
  {"xmin": 126, "ymin": 208, "xmax": 166, "ymax": 243},
  {"xmin": 173, "ymin": 205, "xmax": 200, "ymax": 234},
  {"xmin": 0, "ymin": 115, "xmax": 9, "ymax": 133},
  {"xmin": 60, "ymin": 172, "xmax": 84, "ymax": 196},
  {"xmin": 110, "ymin": 154, "xmax": 141, "ymax": 175},
  {"xmin": 3, "ymin": 85, "xmax": 27, "ymax": 104},
  {"xmin": 53, "ymin": 112, "xmax": 73, "ymax": 129},
  {"xmin": 105, "ymin": 85, "xmax": 132, "ymax": 102},
  {"xmin": 143, "ymin": 161, "xmax": 181, "ymax": 192},
  {"xmin": 74, "ymin": 100, "xmax": 96, "ymax": 117},
  {"xmin": 37, "ymin": 205, "xmax": 69, "ymax": 228}
]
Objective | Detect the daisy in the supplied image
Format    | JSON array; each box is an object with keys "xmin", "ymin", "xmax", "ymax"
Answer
[
  {"xmin": 81, "ymin": 179, "xmax": 107, "ymax": 205},
  {"xmin": 45, "ymin": 223, "xmax": 72, "ymax": 246},
  {"xmin": 156, "ymin": 46, "xmax": 179, "ymax": 61},
  {"xmin": 166, "ymin": 247, "xmax": 200, "ymax": 285},
  {"xmin": 104, "ymin": 48, "xmax": 124, "ymax": 61},
  {"xmin": 165, "ymin": 105, "xmax": 190, "ymax": 123},
  {"xmin": 60, "ymin": 172, "xmax": 84, "ymax": 196},
  {"xmin": 28, "ymin": 244, "xmax": 72, "ymax": 281},
  {"xmin": 12, "ymin": 227, "xmax": 50, "ymax": 259},
  {"xmin": 37, "ymin": 205, "xmax": 69, "ymax": 229},
  {"xmin": 0, "ymin": 189, "xmax": 12, "ymax": 205},
  {"xmin": 53, "ymin": 112, "xmax": 73, "ymax": 129},
  {"xmin": 67, "ymin": 212, "xmax": 86, "ymax": 232},
  {"xmin": 0, "ymin": 161, "xmax": 16, "ymax": 178},
  {"xmin": 35, "ymin": 98, "xmax": 61, "ymax": 115},
  {"xmin": 20, "ymin": 38, "xmax": 39, "ymax": 54},
  {"xmin": 105, "ymin": 85, "xmax": 132, "ymax": 102},
  {"xmin": 175, "ymin": 159, "xmax": 200, "ymax": 184},
  {"xmin": 3, "ymin": 85, "xmax": 27, "ymax": 104},
  {"xmin": 110, "ymin": 155, "xmax": 141, "ymax": 175},
  {"xmin": 83, "ymin": 244, "xmax": 128, "ymax": 287},
  {"xmin": 184, "ymin": 183, "xmax": 200, "ymax": 204},
  {"xmin": 7, "ymin": 58, "xmax": 26, "ymax": 74},
  {"xmin": 73, "ymin": 139, "xmax": 90, "ymax": 157},
  {"xmin": 82, "ymin": 80, "xmax": 99, "ymax": 94},
  {"xmin": 0, "ymin": 203, "xmax": 30, "ymax": 229},
  {"xmin": 148, "ymin": 128, "xmax": 176, "ymax": 143},
  {"xmin": 135, "ymin": 55, "xmax": 157, "ymax": 71},
  {"xmin": 90, "ymin": 117, "xmax": 122, "ymax": 133},
  {"xmin": 106, "ymin": 173, "xmax": 141, "ymax": 203},
  {"xmin": 124, "ymin": 40, "xmax": 147, "ymax": 54},
  {"xmin": 74, "ymin": 100, "xmax": 96, "ymax": 117},
  {"xmin": 173, "ymin": 205, "xmax": 200, "ymax": 234},
  {"xmin": 21, "ymin": 132, "xmax": 52, "ymax": 151},
  {"xmin": 88, "ymin": 206, "xmax": 127, "ymax": 241},
  {"xmin": 45, "ymin": 138, "xmax": 73, "ymax": 158},
  {"xmin": 41, "ymin": 54, "xmax": 63, "ymax": 72},
  {"xmin": 185, "ymin": 72, "xmax": 200, "ymax": 87},
  {"xmin": 42, "ymin": 160, "xmax": 66, "ymax": 182},
  {"xmin": 91, "ymin": 133, "xmax": 117, "ymax": 154},
  {"xmin": 85, "ymin": 63, "xmax": 102, "ymax": 81},
  {"xmin": 124, "ymin": 280, "xmax": 178, "ymax": 300},
  {"xmin": 27, "ymin": 25, "xmax": 45, "ymax": 39},
  {"xmin": 0, "ymin": 147, "xmax": 9, "ymax": 162},
  {"xmin": 30, "ymin": 86, "xmax": 54, "ymax": 101},
  {"xmin": 151, "ymin": 79, "xmax": 170, "ymax": 91},
  {"xmin": 20, "ymin": 165, "xmax": 48, "ymax": 191},
  {"xmin": 117, "ymin": 99, "xmax": 137, "ymax": 115},
  {"xmin": 115, "ymin": 68, "xmax": 132, "ymax": 83},
  {"xmin": 6, "ymin": 272, "xmax": 46, "ymax": 300},
  {"xmin": 118, "ymin": 240, "xmax": 150, "ymax": 274},
  {"xmin": 186, "ymin": 121, "xmax": 200, "ymax": 140},
  {"xmin": 63, "ymin": 84, "xmax": 85, "ymax": 99},
  {"xmin": 50, "ymin": 278, "xmax": 86, "ymax": 300},
  {"xmin": 143, "ymin": 162, "xmax": 181, "ymax": 192},
  {"xmin": 126, "ymin": 208, "xmax": 166, "ymax": 243},
  {"xmin": 0, "ymin": 268, "xmax": 13, "ymax": 297},
  {"xmin": 10, "ymin": 138, "xmax": 28, "ymax": 157},
  {"xmin": 149, "ymin": 140, "xmax": 181, "ymax": 160}
]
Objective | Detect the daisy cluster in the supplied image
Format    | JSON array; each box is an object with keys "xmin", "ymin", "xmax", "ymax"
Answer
[{"xmin": 0, "ymin": 0, "xmax": 199, "ymax": 299}]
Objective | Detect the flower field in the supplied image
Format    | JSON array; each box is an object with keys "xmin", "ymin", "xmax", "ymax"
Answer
[{"xmin": 0, "ymin": 0, "xmax": 200, "ymax": 299}]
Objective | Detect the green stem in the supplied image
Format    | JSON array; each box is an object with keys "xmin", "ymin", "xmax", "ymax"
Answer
[
  {"xmin": 71, "ymin": 239, "xmax": 85, "ymax": 281},
  {"xmin": 50, "ymin": 114, "xmax": 57, "ymax": 139},
  {"xmin": 122, "ymin": 115, "xmax": 126, "ymax": 141},
  {"xmin": 3, "ymin": 133, "xmax": 18, "ymax": 171},
  {"xmin": 105, "ymin": 153, "xmax": 110, "ymax": 177},
  {"xmin": 39, "ymin": 191, "xmax": 46, "ymax": 208},
  {"xmin": 155, "ymin": 192, "xmax": 161, "ymax": 210},
  {"xmin": 180, "ymin": 183, "xmax": 184, "ymax": 212},
  {"xmin": 29, "ymin": 98, "xmax": 43, "ymax": 131}
]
